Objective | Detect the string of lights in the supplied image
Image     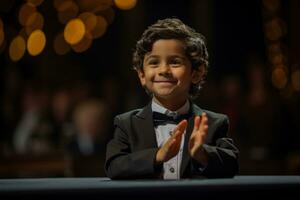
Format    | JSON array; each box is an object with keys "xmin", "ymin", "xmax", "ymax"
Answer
[
  {"xmin": 0, "ymin": 0, "xmax": 137, "ymax": 61},
  {"xmin": 262, "ymin": 0, "xmax": 300, "ymax": 94}
]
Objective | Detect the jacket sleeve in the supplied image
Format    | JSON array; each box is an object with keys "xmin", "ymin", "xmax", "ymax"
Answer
[
  {"xmin": 192, "ymin": 115, "xmax": 239, "ymax": 178},
  {"xmin": 104, "ymin": 116, "xmax": 162, "ymax": 179}
]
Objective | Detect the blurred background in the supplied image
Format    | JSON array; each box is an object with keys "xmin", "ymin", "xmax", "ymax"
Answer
[{"xmin": 0, "ymin": 0, "xmax": 300, "ymax": 178}]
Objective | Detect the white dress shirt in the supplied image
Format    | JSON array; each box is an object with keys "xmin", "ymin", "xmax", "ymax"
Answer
[{"xmin": 152, "ymin": 100, "xmax": 190, "ymax": 180}]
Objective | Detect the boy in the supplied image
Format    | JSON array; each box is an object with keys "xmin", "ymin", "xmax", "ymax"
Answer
[{"xmin": 105, "ymin": 18, "xmax": 239, "ymax": 179}]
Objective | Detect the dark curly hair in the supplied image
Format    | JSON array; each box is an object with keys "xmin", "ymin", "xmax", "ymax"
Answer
[{"xmin": 132, "ymin": 18, "xmax": 209, "ymax": 99}]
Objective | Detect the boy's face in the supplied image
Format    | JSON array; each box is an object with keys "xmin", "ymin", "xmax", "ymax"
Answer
[{"xmin": 137, "ymin": 39, "xmax": 203, "ymax": 102}]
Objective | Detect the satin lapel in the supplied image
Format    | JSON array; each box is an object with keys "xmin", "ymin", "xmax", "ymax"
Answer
[
  {"xmin": 134, "ymin": 102, "xmax": 158, "ymax": 148},
  {"xmin": 180, "ymin": 103, "xmax": 203, "ymax": 176}
]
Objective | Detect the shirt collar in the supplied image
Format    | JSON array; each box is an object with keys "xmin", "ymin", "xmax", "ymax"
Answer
[{"xmin": 151, "ymin": 99, "xmax": 190, "ymax": 118}]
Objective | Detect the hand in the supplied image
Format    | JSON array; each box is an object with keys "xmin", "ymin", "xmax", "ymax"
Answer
[
  {"xmin": 155, "ymin": 120, "xmax": 188, "ymax": 165},
  {"xmin": 188, "ymin": 113, "xmax": 209, "ymax": 164}
]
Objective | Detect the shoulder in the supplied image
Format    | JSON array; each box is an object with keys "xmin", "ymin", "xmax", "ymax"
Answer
[
  {"xmin": 203, "ymin": 109, "xmax": 228, "ymax": 122},
  {"xmin": 192, "ymin": 103, "xmax": 228, "ymax": 124},
  {"xmin": 113, "ymin": 109, "xmax": 142, "ymax": 129},
  {"xmin": 112, "ymin": 109, "xmax": 142, "ymax": 135},
  {"xmin": 114, "ymin": 109, "xmax": 142, "ymax": 121}
]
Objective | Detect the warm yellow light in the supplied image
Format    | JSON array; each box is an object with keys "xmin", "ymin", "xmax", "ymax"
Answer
[
  {"xmin": 96, "ymin": 7, "xmax": 115, "ymax": 25},
  {"xmin": 272, "ymin": 68, "xmax": 287, "ymax": 89},
  {"xmin": 64, "ymin": 18, "xmax": 86, "ymax": 45},
  {"xmin": 27, "ymin": 0, "xmax": 44, "ymax": 7},
  {"xmin": 91, "ymin": 16, "xmax": 107, "ymax": 39},
  {"xmin": 9, "ymin": 36, "xmax": 26, "ymax": 62},
  {"xmin": 71, "ymin": 34, "xmax": 92, "ymax": 53},
  {"xmin": 57, "ymin": 0, "xmax": 79, "ymax": 24},
  {"xmin": 19, "ymin": 3, "xmax": 36, "ymax": 26},
  {"xmin": 56, "ymin": 0, "xmax": 72, "ymax": 12},
  {"xmin": 270, "ymin": 53, "xmax": 285, "ymax": 65},
  {"xmin": 265, "ymin": 18, "xmax": 286, "ymax": 41},
  {"xmin": 77, "ymin": 0, "xmax": 113, "ymax": 12},
  {"xmin": 114, "ymin": 0, "xmax": 137, "ymax": 10},
  {"xmin": 27, "ymin": 29, "xmax": 46, "ymax": 56},
  {"xmin": 53, "ymin": 32, "xmax": 70, "ymax": 55},
  {"xmin": 78, "ymin": 12, "xmax": 97, "ymax": 32},
  {"xmin": 25, "ymin": 12, "xmax": 44, "ymax": 35},
  {"xmin": 291, "ymin": 70, "xmax": 300, "ymax": 91}
]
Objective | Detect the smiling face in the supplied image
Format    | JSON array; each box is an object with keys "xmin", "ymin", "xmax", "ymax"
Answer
[{"xmin": 137, "ymin": 39, "xmax": 203, "ymax": 109}]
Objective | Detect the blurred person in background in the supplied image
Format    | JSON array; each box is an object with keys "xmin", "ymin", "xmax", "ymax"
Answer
[
  {"xmin": 49, "ymin": 88, "xmax": 74, "ymax": 151},
  {"xmin": 12, "ymin": 86, "xmax": 74, "ymax": 156},
  {"xmin": 66, "ymin": 99, "xmax": 109, "ymax": 156},
  {"xmin": 1, "ymin": 66, "xmax": 23, "ymax": 156},
  {"xmin": 12, "ymin": 84, "xmax": 53, "ymax": 155},
  {"xmin": 65, "ymin": 99, "xmax": 110, "ymax": 176}
]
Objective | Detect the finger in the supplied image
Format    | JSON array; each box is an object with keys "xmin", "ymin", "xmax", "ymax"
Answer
[
  {"xmin": 170, "ymin": 136, "xmax": 181, "ymax": 152},
  {"xmin": 199, "ymin": 113, "xmax": 207, "ymax": 130},
  {"xmin": 177, "ymin": 119, "xmax": 188, "ymax": 132},
  {"xmin": 193, "ymin": 115, "xmax": 201, "ymax": 131},
  {"xmin": 168, "ymin": 130, "xmax": 182, "ymax": 147},
  {"xmin": 172, "ymin": 120, "xmax": 187, "ymax": 137},
  {"xmin": 168, "ymin": 135, "xmax": 183, "ymax": 155},
  {"xmin": 203, "ymin": 124, "xmax": 209, "ymax": 134},
  {"xmin": 164, "ymin": 137, "xmax": 177, "ymax": 151},
  {"xmin": 201, "ymin": 113, "xmax": 208, "ymax": 125}
]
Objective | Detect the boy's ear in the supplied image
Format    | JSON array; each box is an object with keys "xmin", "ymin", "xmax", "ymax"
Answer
[
  {"xmin": 191, "ymin": 65, "xmax": 205, "ymax": 84},
  {"xmin": 137, "ymin": 69, "xmax": 146, "ymax": 86}
]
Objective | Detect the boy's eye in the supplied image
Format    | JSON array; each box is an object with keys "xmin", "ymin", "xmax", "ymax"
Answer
[
  {"xmin": 147, "ymin": 59, "xmax": 159, "ymax": 66},
  {"xmin": 169, "ymin": 58, "xmax": 183, "ymax": 66}
]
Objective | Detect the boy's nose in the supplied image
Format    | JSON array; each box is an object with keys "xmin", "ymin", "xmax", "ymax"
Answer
[{"xmin": 158, "ymin": 63, "xmax": 171, "ymax": 74}]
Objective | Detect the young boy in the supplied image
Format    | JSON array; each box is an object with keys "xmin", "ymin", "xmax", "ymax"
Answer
[{"xmin": 105, "ymin": 18, "xmax": 239, "ymax": 179}]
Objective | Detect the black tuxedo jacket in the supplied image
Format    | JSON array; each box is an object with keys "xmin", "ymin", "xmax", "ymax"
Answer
[{"xmin": 105, "ymin": 102, "xmax": 239, "ymax": 179}]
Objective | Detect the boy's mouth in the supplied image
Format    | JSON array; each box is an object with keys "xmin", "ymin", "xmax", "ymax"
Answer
[
  {"xmin": 153, "ymin": 80, "xmax": 177, "ymax": 87},
  {"xmin": 153, "ymin": 79, "xmax": 177, "ymax": 83}
]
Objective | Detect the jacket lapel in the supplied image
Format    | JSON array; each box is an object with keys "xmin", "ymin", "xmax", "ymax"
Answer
[
  {"xmin": 134, "ymin": 102, "xmax": 158, "ymax": 148},
  {"xmin": 180, "ymin": 103, "xmax": 203, "ymax": 176}
]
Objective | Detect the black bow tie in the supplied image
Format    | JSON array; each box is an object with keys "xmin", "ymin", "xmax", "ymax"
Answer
[{"xmin": 152, "ymin": 111, "xmax": 191, "ymax": 126}]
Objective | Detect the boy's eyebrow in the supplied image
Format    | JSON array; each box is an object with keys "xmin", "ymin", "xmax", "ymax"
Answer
[
  {"xmin": 144, "ymin": 55, "xmax": 159, "ymax": 62},
  {"xmin": 168, "ymin": 55, "xmax": 186, "ymax": 59},
  {"xmin": 144, "ymin": 54, "xmax": 187, "ymax": 61}
]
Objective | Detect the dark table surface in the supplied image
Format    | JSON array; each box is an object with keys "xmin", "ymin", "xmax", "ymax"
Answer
[{"xmin": 1, "ymin": 176, "xmax": 300, "ymax": 199}]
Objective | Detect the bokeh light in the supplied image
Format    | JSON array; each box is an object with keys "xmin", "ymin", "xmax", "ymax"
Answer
[
  {"xmin": 95, "ymin": 7, "xmax": 115, "ymax": 25},
  {"xmin": 54, "ymin": 32, "xmax": 71, "ymax": 55},
  {"xmin": 78, "ymin": 12, "xmax": 97, "ymax": 33},
  {"xmin": 71, "ymin": 34, "xmax": 93, "ymax": 53},
  {"xmin": 77, "ymin": 0, "xmax": 113, "ymax": 12},
  {"xmin": 90, "ymin": 16, "xmax": 107, "ymax": 39},
  {"xmin": 9, "ymin": 35, "xmax": 26, "ymax": 62},
  {"xmin": 27, "ymin": 29, "xmax": 46, "ymax": 56},
  {"xmin": 265, "ymin": 18, "xmax": 286, "ymax": 41},
  {"xmin": 57, "ymin": 0, "xmax": 79, "ymax": 24},
  {"xmin": 24, "ymin": 11, "xmax": 44, "ymax": 35},
  {"xmin": 19, "ymin": 3, "xmax": 37, "ymax": 26},
  {"xmin": 272, "ymin": 68, "xmax": 288, "ymax": 89},
  {"xmin": 27, "ymin": 0, "xmax": 44, "ymax": 7},
  {"xmin": 64, "ymin": 18, "xmax": 86, "ymax": 45},
  {"xmin": 114, "ymin": 0, "xmax": 137, "ymax": 10},
  {"xmin": 291, "ymin": 70, "xmax": 300, "ymax": 91}
]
